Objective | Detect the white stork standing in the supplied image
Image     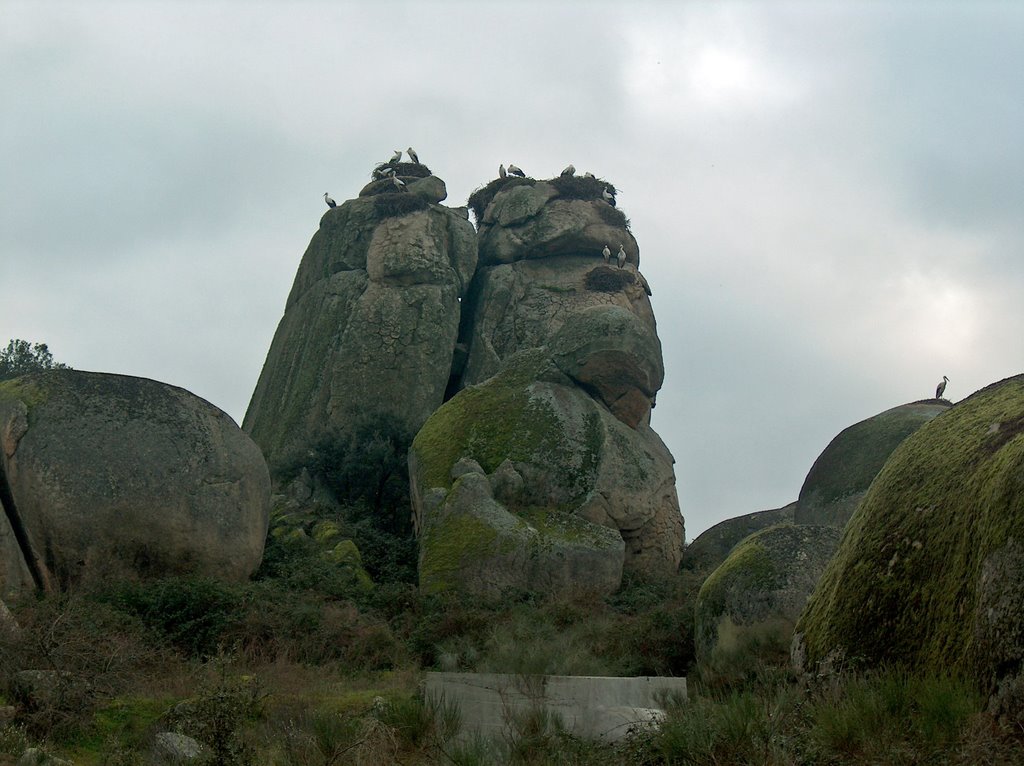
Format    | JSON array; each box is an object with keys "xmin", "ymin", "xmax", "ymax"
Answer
[
  {"xmin": 407, "ymin": 147, "xmax": 420, "ymax": 164},
  {"xmin": 616, "ymin": 244, "xmax": 626, "ymax": 268},
  {"xmin": 560, "ymin": 164, "xmax": 576, "ymax": 177},
  {"xmin": 936, "ymin": 375, "xmax": 949, "ymax": 399},
  {"xmin": 602, "ymin": 244, "xmax": 611, "ymax": 264},
  {"xmin": 508, "ymin": 164, "xmax": 525, "ymax": 177},
  {"xmin": 602, "ymin": 187, "xmax": 616, "ymax": 207},
  {"xmin": 323, "ymin": 192, "xmax": 337, "ymax": 208},
  {"xmin": 499, "ymin": 164, "xmax": 507, "ymax": 179},
  {"xmin": 390, "ymin": 149, "xmax": 402, "ymax": 163}
]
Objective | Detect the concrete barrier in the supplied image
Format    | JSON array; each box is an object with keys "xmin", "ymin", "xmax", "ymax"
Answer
[{"xmin": 425, "ymin": 672, "xmax": 687, "ymax": 743}]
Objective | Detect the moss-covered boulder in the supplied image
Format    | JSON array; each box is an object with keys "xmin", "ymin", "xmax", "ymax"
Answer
[
  {"xmin": 410, "ymin": 348, "xmax": 684, "ymax": 598},
  {"xmin": 681, "ymin": 502, "xmax": 796, "ymax": 574},
  {"xmin": 244, "ymin": 182, "xmax": 477, "ymax": 469},
  {"xmin": 0, "ymin": 371, "xmax": 271, "ymax": 594},
  {"xmin": 794, "ymin": 400, "xmax": 951, "ymax": 527},
  {"xmin": 795, "ymin": 375, "xmax": 1024, "ymax": 719},
  {"xmin": 694, "ymin": 523, "xmax": 842, "ymax": 667}
]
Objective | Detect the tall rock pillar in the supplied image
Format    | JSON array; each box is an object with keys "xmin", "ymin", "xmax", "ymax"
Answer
[{"xmin": 244, "ymin": 164, "xmax": 478, "ymax": 470}]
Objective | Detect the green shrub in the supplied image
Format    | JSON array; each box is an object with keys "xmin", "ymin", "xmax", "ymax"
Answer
[{"xmin": 99, "ymin": 577, "xmax": 244, "ymax": 658}]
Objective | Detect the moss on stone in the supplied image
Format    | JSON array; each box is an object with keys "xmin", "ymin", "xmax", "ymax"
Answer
[
  {"xmin": 410, "ymin": 350, "xmax": 601, "ymax": 508},
  {"xmin": 418, "ymin": 508, "xmax": 501, "ymax": 595},
  {"xmin": 797, "ymin": 375, "xmax": 1024, "ymax": 684},
  {"xmin": 0, "ymin": 376, "xmax": 48, "ymax": 412}
]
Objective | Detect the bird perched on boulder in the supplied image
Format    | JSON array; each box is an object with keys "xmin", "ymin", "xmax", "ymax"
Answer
[
  {"xmin": 323, "ymin": 192, "xmax": 336, "ymax": 208},
  {"xmin": 407, "ymin": 147, "xmax": 419, "ymax": 164},
  {"xmin": 508, "ymin": 164, "xmax": 526, "ymax": 177},
  {"xmin": 392, "ymin": 177, "xmax": 406, "ymax": 191},
  {"xmin": 390, "ymin": 149, "xmax": 402, "ymax": 163},
  {"xmin": 616, "ymin": 244, "xmax": 626, "ymax": 268},
  {"xmin": 560, "ymin": 164, "xmax": 576, "ymax": 177},
  {"xmin": 936, "ymin": 375, "xmax": 949, "ymax": 399},
  {"xmin": 602, "ymin": 244, "xmax": 611, "ymax": 264},
  {"xmin": 499, "ymin": 164, "xmax": 507, "ymax": 179},
  {"xmin": 602, "ymin": 187, "xmax": 616, "ymax": 206}
]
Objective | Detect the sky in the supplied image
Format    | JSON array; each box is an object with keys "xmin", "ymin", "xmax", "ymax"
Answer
[{"xmin": 3, "ymin": 1, "xmax": 1022, "ymax": 540}]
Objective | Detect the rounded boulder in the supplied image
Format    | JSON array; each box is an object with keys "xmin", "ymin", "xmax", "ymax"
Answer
[{"xmin": 0, "ymin": 371, "xmax": 271, "ymax": 592}]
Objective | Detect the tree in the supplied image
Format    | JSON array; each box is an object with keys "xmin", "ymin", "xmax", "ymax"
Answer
[{"xmin": 0, "ymin": 339, "xmax": 70, "ymax": 381}]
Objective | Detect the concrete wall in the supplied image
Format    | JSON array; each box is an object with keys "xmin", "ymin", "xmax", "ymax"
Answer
[{"xmin": 425, "ymin": 672, "xmax": 688, "ymax": 743}]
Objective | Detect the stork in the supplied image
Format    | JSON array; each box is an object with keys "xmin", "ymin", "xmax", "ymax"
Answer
[
  {"xmin": 616, "ymin": 244, "xmax": 626, "ymax": 268},
  {"xmin": 392, "ymin": 176, "xmax": 406, "ymax": 190},
  {"xmin": 499, "ymin": 164, "xmax": 507, "ymax": 179},
  {"xmin": 407, "ymin": 146, "xmax": 420, "ymax": 164},
  {"xmin": 583, "ymin": 171, "xmax": 595, "ymax": 179},
  {"xmin": 602, "ymin": 187, "xmax": 615, "ymax": 207},
  {"xmin": 602, "ymin": 244, "xmax": 611, "ymax": 264},
  {"xmin": 508, "ymin": 164, "xmax": 525, "ymax": 177},
  {"xmin": 560, "ymin": 164, "xmax": 576, "ymax": 177},
  {"xmin": 323, "ymin": 192, "xmax": 337, "ymax": 208},
  {"xmin": 936, "ymin": 375, "xmax": 949, "ymax": 399},
  {"xmin": 390, "ymin": 149, "xmax": 402, "ymax": 163}
]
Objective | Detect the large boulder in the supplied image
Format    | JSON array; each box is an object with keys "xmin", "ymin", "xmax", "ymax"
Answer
[
  {"xmin": 794, "ymin": 400, "xmax": 950, "ymax": 527},
  {"xmin": 694, "ymin": 523, "xmax": 842, "ymax": 667},
  {"xmin": 244, "ymin": 183, "xmax": 477, "ymax": 469},
  {"xmin": 410, "ymin": 348, "xmax": 684, "ymax": 598},
  {"xmin": 795, "ymin": 375, "xmax": 1024, "ymax": 719},
  {"xmin": 0, "ymin": 371, "xmax": 270, "ymax": 593},
  {"xmin": 681, "ymin": 502, "xmax": 796, "ymax": 573}
]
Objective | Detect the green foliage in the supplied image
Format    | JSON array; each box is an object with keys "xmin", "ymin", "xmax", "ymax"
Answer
[
  {"xmin": 98, "ymin": 577, "xmax": 245, "ymax": 658},
  {"xmin": 0, "ymin": 339, "xmax": 69, "ymax": 381}
]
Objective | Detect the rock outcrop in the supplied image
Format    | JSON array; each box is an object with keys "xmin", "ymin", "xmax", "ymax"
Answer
[
  {"xmin": 795, "ymin": 375, "xmax": 1024, "ymax": 719},
  {"xmin": 694, "ymin": 523, "xmax": 842, "ymax": 667},
  {"xmin": 244, "ymin": 165, "xmax": 477, "ymax": 469},
  {"xmin": 410, "ymin": 346, "xmax": 683, "ymax": 599},
  {"xmin": 0, "ymin": 371, "xmax": 270, "ymax": 594},
  {"xmin": 681, "ymin": 502, "xmax": 796, "ymax": 573},
  {"xmin": 407, "ymin": 174, "xmax": 682, "ymax": 596},
  {"xmin": 794, "ymin": 400, "xmax": 950, "ymax": 528}
]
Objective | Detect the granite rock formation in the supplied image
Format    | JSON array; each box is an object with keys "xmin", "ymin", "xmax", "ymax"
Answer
[
  {"xmin": 0, "ymin": 371, "xmax": 270, "ymax": 595},
  {"xmin": 694, "ymin": 523, "xmax": 842, "ymax": 667},
  {"xmin": 795, "ymin": 375, "xmax": 1024, "ymax": 720},
  {"xmin": 244, "ymin": 164, "xmax": 477, "ymax": 469},
  {"xmin": 794, "ymin": 400, "xmax": 950, "ymax": 528},
  {"xmin": 681, "ymin": 502, "xmax": 796, "ymax": 573}
]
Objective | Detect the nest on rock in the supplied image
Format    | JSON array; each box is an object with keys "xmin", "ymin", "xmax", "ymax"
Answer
[
  {"xmin": 373, "ymin": 192, "xmax": 430, "ymax": 219},
  {"xmin": 467, "ymin": 176, "xmax": 536, "ymax": 222},
  {"xmin": 585, "ymin": 266, "xmax": 636, "ymax": 293},
  {"xmin": 548, "ymin": 175, "xmax": 616, "ymax": 201},
  {"xmin": 596, "ymin": 203, "xmax": 630, "ymax": 230},
  {"xmin": 372, "ymin": 161, "xmax": 432, "ymax": 180}
]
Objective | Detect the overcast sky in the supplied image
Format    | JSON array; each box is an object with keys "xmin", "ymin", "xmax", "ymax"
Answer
[{"xmin": 3, "ymin": 1, "xmax": 1022, "ymax": 540}]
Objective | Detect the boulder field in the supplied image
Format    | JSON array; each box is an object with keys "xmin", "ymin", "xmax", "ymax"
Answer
[
  {"xmin": 0, "ymin": 370, "xmax": 270, "ymax": 597},
  {"xmin": 795, "ymin": 375, "xmax": 1024, "ymax": 719}
]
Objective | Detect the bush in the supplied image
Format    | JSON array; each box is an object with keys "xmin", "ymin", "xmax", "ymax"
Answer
[{"xmin": 0, "ymin": 338, "xmax": 70, "ymax": 381}]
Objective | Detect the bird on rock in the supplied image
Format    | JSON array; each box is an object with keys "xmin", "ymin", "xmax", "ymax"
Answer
[
  {"xmin": 936, "ymin": 375, "xmax": 949, "ymax": 399},
  {"xmin": 583, "ymin": 171, "xmax": 595, "ymax": 179},
  {"xmin": 602, "ymin": 244, "xmax": 611, "ymax": 264},
  {"xmin": 560, "ymin": 164, "xmax": 576, "ymax": 177},
  {"xmin": 323, "ymin": 192, "xmax": 337, "ymax": 208},
  {"xmin": 617, "ymin": 244, "xmax": 626, "ymax": 268},
  {"xmin": 508, "ymin": 164, "xmax": 525, "ymax": 177},
  {"xmin": 392, "ymin": 177, "xmax": 406, "ymax": 190},
  {"xmin": 499, "ymin": 164, "xmax": 507, "ymax": 179},
  {"xmin": 390, "ymin": 149, "xmax": 402, "ymax": 163},
  {"xmin": 407, "ymin": 147, "xmax": 419, "ymax": 164},
  {"xmin": 602, "ymin": 187, "xmax": 615, "ymax": 206}
]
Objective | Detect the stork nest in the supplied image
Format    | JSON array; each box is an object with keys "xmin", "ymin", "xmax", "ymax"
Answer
[
  {"xmin": 374, "ymin": 193, "xmax": 430, "ymax": 219},
  {"xmin": 467, "ymin": 176, "xmax": 535, "ymax": 222},
  {"xmin": 548, "ymin": 175, "xmax": 616, "ymax": 201},
  {"xmin": 585, "ymin": 266, "xmax": 635, "ymax": 293},
  {"xmin": 596, "ymin": 204, "xmax": 630, "ymax": 230},
  {"xmin": 371, "ymin": 161, "xmax": 431, "ymax": 180}
]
